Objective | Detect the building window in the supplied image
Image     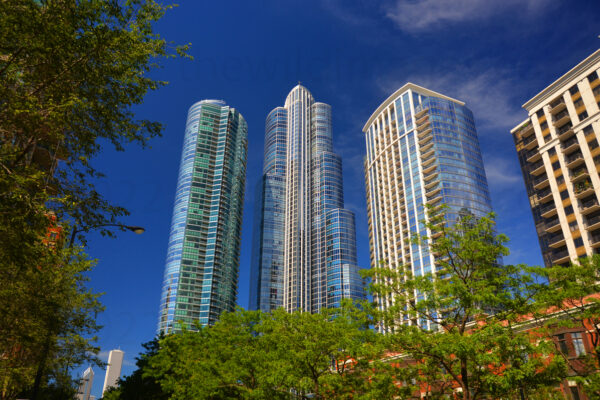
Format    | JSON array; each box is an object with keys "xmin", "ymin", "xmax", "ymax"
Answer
[
  {"xmin": 544, "ymin": 134, "xmax": 551, "ymax": 143},
  {"xmin": 573, "ymin": 237, "xmax": 584, "ymax": 249},
  {"xmin": 540, "ymin": 121, "xmax": 549, "ymax": 131},
  {"xmin": 560, "ymin": 190, "xmax": 569, "ymax": 200},
  {"xmin": 573, "ymin": 98, "xmax": 584, "ymax": 108},
  {"xmin": 578, "ymin": 111, "xmax": 588, "ymax": 121},
  {"xmin": 569, "ymin": 85, "xmax": 580, "ymax": 95},
  {"xmin": 572, "ymin": 332, "xmax": 586, "ymax": 356},
  {"xmin": 556, "ymin": 333, "xmax": 569, "ymax": 354},
  {"xmin": 588, "ymin": 71, "xmax": 599, "ymax": 82},
  {"xmin": 569, "ymin": 221, "xmax": 579, "ymax": 232},
  {"xmin": 570, "ymin": 386, "xmax": 582, "ymax": 400},
  {"xmin": 548, "ymin": 147, "xmax": 557, "ymax": 156},
  {"xmin": 552, "ymin": 161, "xmax": 561, "ymax": 170},
  {"xmin": 584, "ymin": 125, "xmax": 594, "ymax": 135},
  {"xmin": 590, "ymin": 139, "xmax": 599, "ymax": 150},
  {"xmin": 565, "ymin": 205, "xmax": 574, "ymax": 215},
  {"xmin": 536, "ymin": 109, "xmax": 545, "ymax": 119}
]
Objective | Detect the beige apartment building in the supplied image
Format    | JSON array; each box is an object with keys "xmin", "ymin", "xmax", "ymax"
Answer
[{"xmin": 511, "ymin": 49, "xmax": 600, "ymax": 267}]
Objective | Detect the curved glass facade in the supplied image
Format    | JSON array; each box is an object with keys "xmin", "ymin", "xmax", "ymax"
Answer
[
  {"xmin": 364, "ymin": 84, "xmax": 492, "ymax": 330},
  {"xmin": 158, "ymin": 100, "xmax": 247, "ymax": 333},
  {"xmin": 250, "ymin": 85, "xmax": 364, "ymax": 313}
]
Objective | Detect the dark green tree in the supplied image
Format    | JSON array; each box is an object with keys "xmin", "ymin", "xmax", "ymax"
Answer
[{"xmin": 0, "ymin": 0, "xmax": 189, "ymax": 398}]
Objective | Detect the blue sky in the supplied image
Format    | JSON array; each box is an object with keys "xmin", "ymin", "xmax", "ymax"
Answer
[{"xmin": 81, "ymin": 0, "xmax": 599, "ymax": 396}]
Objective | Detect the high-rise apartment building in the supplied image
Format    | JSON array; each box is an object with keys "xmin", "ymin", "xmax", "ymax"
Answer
[
  {"xmin": 102, "ymin": 349, "xmax": 124, "ymax": 396},
  {"xmin": 363, "ymin": 83, "xmax": 493, "ymax": 329},
  {"xmin": 249, "ymin": 85, "xmax": 364, "ymax": 313},
  {"xmin": 158, "ymin": 100, "xmax": 247, "ymax": 333},
  {"xmin": 511, "ymin": 50, "xmax": 600, "ymax": 267}
]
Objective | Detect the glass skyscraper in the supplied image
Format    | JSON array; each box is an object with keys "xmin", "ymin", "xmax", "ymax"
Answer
[
  {"xmin": 363, "ymin": 83, "xmax": 492, "ymax": 330},
  {"xmin": 158, "ymin": 100, "xmax": 247, "ymax": 333},
  {"xmin": 250, "ymin": 85, "xmax": 364, "ymax": 313}
]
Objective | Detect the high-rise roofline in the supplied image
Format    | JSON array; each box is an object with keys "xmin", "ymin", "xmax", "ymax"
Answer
[{"xmin": 363, "ymin": 83, "xmax": 465, "ymax": 132}]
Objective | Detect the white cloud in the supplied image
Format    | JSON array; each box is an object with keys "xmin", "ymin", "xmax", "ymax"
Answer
[
  {"xmin": 377, "ymin": 67, "xmax": 524, "ymax": 130},
  {"xmin": 483, "ymin": 155, "xmax": 523, "ymax": 187},
  {"xmin": 383, "ymin": 0, "xmax": 552, "ymax": 32}
]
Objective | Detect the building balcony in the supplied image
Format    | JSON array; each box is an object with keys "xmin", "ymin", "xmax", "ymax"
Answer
[
  {"xmin": 575, "ymin": 180, "xmax": 594, "ymax": 199},
  {"xmin": 417, "ymin": 118, "xmax": 431, "ymax": 130},
  {"xmin": 414, "ymin": 106, "xmax": 429, "ymax": 120},
  {"xmin": 417, "ymin": 126, "xmax": 432, "ymax": 138},
  {"xmin": 566, "ymin": 152, "xmax": 585, "ymax": 169},
  {"xmin": 415, "ymin": 112, "xmax": 429, "ymax": 126},
  {"xmin": 551, "ymin": 247, "xmax": 570, "ymax": 264},
  {"xmin": 540, "ymin": 202, "xmax": 557, "ymax": 218},
  {"xmin": 590, "ymin": 230, "xmax": 600, "ymax": 248},
  {"xmin": 570, "ymin": 168, "xmax": 590, "ymax": 183},
  {"xmin": 522, "ymin": 134, "xmax": 538, "ymax": 150},
  {"xmin": 532, "ymin": 174, "xmax": 550, "ymax": 190},
  {"xmin": 561, "ymin": 137, "xmax": 580, "ymax": 154},
  {"xmin": 526, "ymin": 149, "xmax": 542, "ymax": 163},
  {"xmin": 544, "ymin": 217, "xmax": 561, "ymax": 233},
  {"xmin": 427, "ymin": 193, "xmax": 443, "ymax": 206},
  {"xmin": 557, "ymin": 123, "xmax": 575, "ymax": 141},
  {"xmin": 553, "ymin": 110, "xmax": 571, "ymax": 127},
  {"xmin": 585, "ymin": 214, "xmax": 600, "ymax": 232},
  {"xmin": 419, "ymin": 134, "xmax": 433, "ymax": 146},
  {"xmin": 424, "ymin": 178, "xmax": 439, "ymax": 191},
  {"xmin": 529, "ymin": 160, "xmax": 545, "ymax": 176},
  {"xmin": 423, "ymin": 168, "xmax": 439, "ymax": 182},
  {"xmin": 517, "ymin": 122, "xmax": 535, "ymax": 138},
  {"xmin": 421, "ymin": 152, "xmax": 436, "ymax": 167},
  {"xmin": 580, "ymin": 198, "xmax": 600, "ymax": 215},
  {"xmin": 548, "ymin": 233, "xmax": 566, "ymax": 248},
  {"xmin": 549, "ymin": 97, "xmax": 567, "ymax": 114},
  {"xmin": 420, "ymin": 141, "xmax": 434, "ymax": 153},
  {"xmin": 426, "ymin": 185, "xmax": 441, "ymax": 197},
  {"xmin": 422, "ymin": 162, "xmax": 437, "ymax": 175},
  {"xmin": 537, "ymin": 187, "xmax": 553, "ymax": 203}
]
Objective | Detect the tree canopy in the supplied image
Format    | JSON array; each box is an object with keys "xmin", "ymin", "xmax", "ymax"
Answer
[{"xmin": 0, "ymin": 0, "xmax": 188, "ymax": 398}]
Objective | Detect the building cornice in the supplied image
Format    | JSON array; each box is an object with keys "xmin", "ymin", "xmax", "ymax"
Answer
[{"xmin": 522, "ymin": 49, "xmax": 600, "ymax": 113}]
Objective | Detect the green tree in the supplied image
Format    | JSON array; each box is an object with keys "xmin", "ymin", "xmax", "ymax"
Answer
[
  {"xmin": 0, "ymin": 240, "xmax": 103, "ymax": 400},
  {"xmin": 536, "ymin": 255, "xmax": 600, "ymax": 399},
  {"xmin": 362, "ymin": 207, "xmax": 567, "ymax": 400},
  {"xmin": 111, "ymin": 306, "xmax": 405, "ymax": 399},
  {"xmin": 0, "ymin": 0, "xmax": 189, "ymax": 398}
]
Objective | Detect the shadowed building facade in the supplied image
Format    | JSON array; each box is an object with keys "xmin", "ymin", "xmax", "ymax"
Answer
[
  {"xmin": 159, "ymin": 100, "xmax": 247, "ymax": 333},
  {"xmin": 363, "ymin": 83, "xmax": 493, "ymax": 331},
  {"xmin": 250, "ymin": 85, "xmax": 364, "ymax": 313}
]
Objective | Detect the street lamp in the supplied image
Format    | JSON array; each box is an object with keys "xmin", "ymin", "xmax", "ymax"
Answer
[{"xmin": 69, "ymin": 223, "xmax": 145, "ymax": 247}]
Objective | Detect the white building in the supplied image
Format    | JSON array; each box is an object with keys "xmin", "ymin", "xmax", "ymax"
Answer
[
  {"xmin": 76, "ymin": 366, "xmax": 94, "ymax": 400},
  {"xmin": 102, "ymin": 349, "xmax": 124, "ymax": 396},
  {"xmin": 511, "ymin": 49, "xmax": 600, "ymax": 267}
]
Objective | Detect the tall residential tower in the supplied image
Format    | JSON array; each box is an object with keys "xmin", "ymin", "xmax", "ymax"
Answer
[
  {"xmin": 511, "ymin": 50, "xmax": 600, "ymax": 267},
  {"xmin": 363, "ymin": 83, "xmax": 493, "ymax": 330},
  {"xmin": 250, "ymin": 85, "xmax": 364, "ymax": 313},
  {"xmin": 159, "ymin": 100, "xmax": 247, "ymax": 333}
]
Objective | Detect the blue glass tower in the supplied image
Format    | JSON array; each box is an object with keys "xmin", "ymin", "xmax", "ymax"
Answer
[
  {"xmin": 159, "ymin": 100, "xmax": 247, "ymax": 333},
  {"xmin": 249, "ymin": 108, "xmax": 287, "ymax": 312},
  {"xmin": 250, "ymin": 85, "xmax": 364, "ymax": 313},
  {"xmin": 363, "ymin": 83, "xmax": 493, "ymax": 330}
]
